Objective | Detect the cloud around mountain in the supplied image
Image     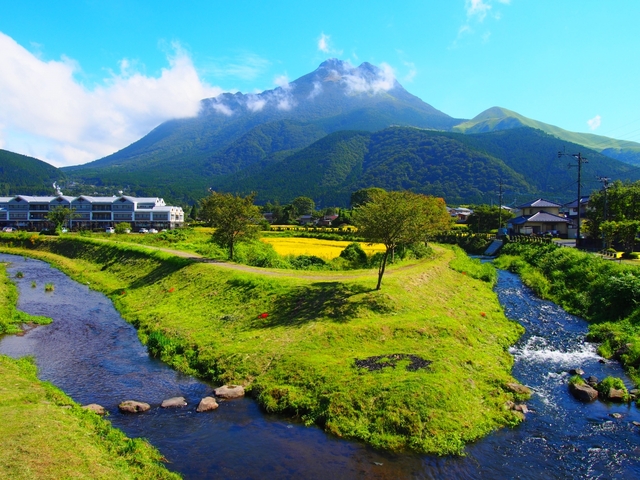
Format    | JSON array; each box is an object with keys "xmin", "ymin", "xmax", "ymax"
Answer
[{"xmin": 0, "ymin": 32, "xmax": 222, "ymax": 167}]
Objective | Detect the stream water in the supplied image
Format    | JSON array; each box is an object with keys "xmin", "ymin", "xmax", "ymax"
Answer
[{"xmin": 0, "ymin": 253, "xmax": 639, "ymax": 479}]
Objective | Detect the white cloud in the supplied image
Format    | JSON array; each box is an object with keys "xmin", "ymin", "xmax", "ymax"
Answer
[
  {"xmin": 466, "ymin": 0, "xmax": 492, "ymax": 22},
  {"xmin": 588, "ymin": 114, "xmax": 602, "ymax": 131},
  {"xmin": 343, "ymin": 62, "xmax": 396, "ymax": 95},
  {"xmin": 272, "ymin": 74, "xmax": 296, "ymax": 110},
  {"xmin": 308, "ymin": 81, "xmax": 323, "ymax": 99},
  {"xmin": 318, "ymin": 33, "xmax": 330, "ymax": 53},
  {"xmin": 0, "ymin": 32, "xmax": 223, "ymax": 167},
  {"xmin": 246, "ymin": 94, "xmax": 266, "ymax": 112},
  {"xmin": 454, "ymin": 0, "xmax": 510, "ymax": 46}
]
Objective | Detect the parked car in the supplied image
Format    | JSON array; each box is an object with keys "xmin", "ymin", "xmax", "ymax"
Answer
[
  {"xmin": 148, "ymin": 228, "xmax": 158, "ymax": 234},
  {"xmin": 105, "ymin": 227, "xmax": 115, "ymax": 233},
  {"xmin": 138, "ymin": 228, "xmax": 148, "ymax": 234},
  {"xmin": 2, "ymin": 227, "xmax": 14, "ymax": 232}
]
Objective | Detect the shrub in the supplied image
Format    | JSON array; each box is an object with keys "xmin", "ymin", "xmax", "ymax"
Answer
[
  {"xmin": 115, "ymin": 223, "xmax": 131, "ymax": 234},
  {"xmin": 233, "ymin": 241, "xmax": 288, "ymax": 268},
  {"xmin": 568, "ymin": 375, "xmax": 585, "ymax": 386},
  {"xmin": 44, "ymin": 283, "xmax": 54, "ymax": 292},
  {"xmin": 15, "ymin": 271, "xmax": 24, "ymax": 278},
  {"xmin": 289, "ymin": 255, "xmax": 327, "ymax": 270},
  {"xmin": 339, "ymin": 242, "xmax": 368, "ymax": 266},
  {"xmin": 596, "ymin": 376, "xmax": 628, "ymax": 400}
]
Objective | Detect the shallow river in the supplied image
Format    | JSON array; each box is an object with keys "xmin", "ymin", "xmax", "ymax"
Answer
[{"xmin": 1, "ymin": 253, "xmax": 639, "ymax": 479}]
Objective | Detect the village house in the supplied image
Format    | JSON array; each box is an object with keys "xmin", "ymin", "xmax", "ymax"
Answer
[{"xmin": 507, "ymin": 198, "xmax": 572, "ymax": 237}]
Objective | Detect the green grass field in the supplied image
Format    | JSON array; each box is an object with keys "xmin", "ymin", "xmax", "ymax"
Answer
[{"xmin": 0, "ymin": 236, "xmax": 526, "ymax": 455}]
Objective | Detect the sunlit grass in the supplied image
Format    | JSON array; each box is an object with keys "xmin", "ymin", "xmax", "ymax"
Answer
[{"xmin": 0, "ymin": 237, "xmax": 526, "ymax": 455}]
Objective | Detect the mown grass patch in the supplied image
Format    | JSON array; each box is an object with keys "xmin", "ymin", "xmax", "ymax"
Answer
[
  {"xmin": 0, "ymin": 237, "xmax": 525, "ymax": 455},
  {"xmin": 0, "ymin": 355, "xmax": 179, "ymax": 480}
]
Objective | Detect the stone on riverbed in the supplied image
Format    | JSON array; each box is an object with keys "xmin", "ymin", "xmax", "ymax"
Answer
[
  {"xmin": 505, "ymin": 382, "xmax": 532, "ymax": 396},
  {"xmin": 197, "ymin": 397, "xmax": 219, "ymax": 412},
  {"xmin": 118, "ymin": 400, "xmax": 151, "ymax": 413},
  {"xmin": 161, "ymin": 396, "xmax": 187, "ymax": 408},
  {"xmin": 214, "ymin": 385, "xmax": 245, "ymax": 399},
  {"xmin": 569, "ymin": 368, "xmax": 585, "ymax": 376},
  {"xmin": 569, "ymin": 383, "xmax": 598, "ymax": 402},
  {"xmin": 82, "ymin": 403, "xmax": 106, "ymax": 415},
  {"xmin": 605, "ymin": 388, "xmax": 626, "ymax": 402}
]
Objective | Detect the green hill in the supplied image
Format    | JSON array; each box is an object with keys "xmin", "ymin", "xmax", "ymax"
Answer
[
  {"xmin": 0, "ymin": 150, "xmax": 64, "ymax": 195},
  {"xmin": 453, "ymin": 107, "xmax": 640, "ymax": 165},
  {"xmin": 220, "ymin": 127, "xmax": 640, "ymax": 207}
]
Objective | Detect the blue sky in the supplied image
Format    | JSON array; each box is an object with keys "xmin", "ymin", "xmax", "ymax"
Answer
[{"xmin": 1, "ymin": 0, "xmax": 640, "ymax": 167}]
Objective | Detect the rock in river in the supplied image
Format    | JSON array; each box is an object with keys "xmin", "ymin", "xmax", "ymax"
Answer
[
  {"xmin": 568, "ymin": 383, "xmax": 598, "ymax": 402},
  {"xmin": 505, "ymin": 382, "xmax": 532, "ymax": 396},
  {"xmin": 161, "ymin": 396, "xmax": 187, "ymax": 408},
  {"xmin": 118, "ymin": 400, "xmax": 151, "ymax": 413},
  {"xmin": 214, "ymin": 385, "xmax": 245, "ymax": 399},
  {"xmin": 82, "ymin": 403, "xmax": 106, "ymax": 415},
  {"xmin": 197, "ymin": 397, "xmax": 219, "ymax": 412}
]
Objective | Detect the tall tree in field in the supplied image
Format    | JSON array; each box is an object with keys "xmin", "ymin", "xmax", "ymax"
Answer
[
  {"xmin": 353, "ymin": 190, "xmax": 449, "ymax": 290},
  {"xmin": 199, "ymin": 191, "xmax": 262, "ymax": 260}
]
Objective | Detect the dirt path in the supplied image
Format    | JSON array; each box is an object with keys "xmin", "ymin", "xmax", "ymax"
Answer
[{"xmin": 102, "ymin": 239, "xmax": 448, "ymax": 282}]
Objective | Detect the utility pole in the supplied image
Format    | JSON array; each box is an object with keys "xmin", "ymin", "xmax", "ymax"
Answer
[
  {"xmin": 498, "ymin": 178, "xmax": 504, "ymax": 233},
  {"xmin": 597, "ymin": 176, "xmax": 610, "ymax": 249},
  {"xmin": 558, "ymin": 150, "xmax": 588, "ymax": 247}
]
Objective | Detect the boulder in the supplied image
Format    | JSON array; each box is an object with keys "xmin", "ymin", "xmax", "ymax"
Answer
[
  {"xmin": 569, "ymin": 368, "xmax": 585, "ymax": 376},
  {"xmin": 514, "ymin": 404, "xmax": 529, "ymax": 414},
  {"xmin": 586, "ymin": 376, "xmax": 599, "ymax": 387},
  {"xmin": 606, "ymin": 388, "xmax": 626, "ymax": 402},
  {"xmin": 610, "ymin": 413, "xmax": 623, "ymax": 419},
  {"xmin": 197, "ymin": 397, "xmax": 219, "ymax": 412},
  {"xmin": 505, "ymin": 383, "xmax": 532, "ymax": 396},
  {"xmin": 118, "ymin": 400, "xmax": 151, "ymax": 413},
  {"xmin": 569, "ymin": 383, "xmax": 598, "ymax": 402},
  {"xmin": 161, "ymin": 396, "xmax": 187, "ymax": 408},
  {"xmin": 214, "ymin": 385, "xmax": 245, "ymax": 399},
  {"xmin": 82, "ymin": 403, "xmax": 106, "ymax": 415}
]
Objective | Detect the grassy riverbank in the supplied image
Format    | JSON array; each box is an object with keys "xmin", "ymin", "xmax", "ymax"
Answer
[
  {"xmin": 0, "ymin": 236, "xmax": 525, "ymax": 455},
  {"xmin": 0, "ymin": 262, "xmax": 51, "ymax": 334},
  {"xmin": 495, "ymin": 242, "xmax": 640, "ymax": 386},
  {"xmin": 0, "ymin": 355, "xmax": 180, "ymax": 479}
]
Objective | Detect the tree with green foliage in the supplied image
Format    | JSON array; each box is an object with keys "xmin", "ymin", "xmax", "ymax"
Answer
[
  {"xmin": 189, "ymin": 204, "xmax": 198, "ymax": 221},
  {"xmin": 115, "ymin": 222, "xmax": 131, "ymax": 234},
  {"xmin": 466, "ymin": 205, "xmax": 514, "ymax": 233},
  {"xmin": 291, "ymin": 196, "xmax": 315, "ymax": 217},
  {"xmin": 199, "ymin": 191, "xmax": 262, "ymax": 260},
  {"xmin": 353, "ymin": 190, "xmax": 450, "ymax": 290},
  {"xmin": 587, "ymin": 180, "xmax": 640, "ymax": 249},
  {"xmin": 46, "ymin": 206, "xmax": 78, "ymax": 231},
  {"xmin": 350, "ymin": 187, "xmax": 386, "ymax": 207}
]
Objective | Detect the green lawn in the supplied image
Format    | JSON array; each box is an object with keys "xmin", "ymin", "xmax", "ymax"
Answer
[{"xmin": 0, "ymin": 236, "xmax": 525, "ymax": 455}]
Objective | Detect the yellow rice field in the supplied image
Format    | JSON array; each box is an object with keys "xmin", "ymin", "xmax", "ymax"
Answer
[{"xmin": 260, "ymin": 237, "xmax": 386, "ymax": 260}]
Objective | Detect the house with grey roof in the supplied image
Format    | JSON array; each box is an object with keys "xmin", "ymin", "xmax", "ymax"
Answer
[
  {"xmin": 0, "ymin": 194, "xmax": 184, "ymax": 231},
  {"xmin": 507, "ymin": 198, "xmax": 572, "ymax": 236}
]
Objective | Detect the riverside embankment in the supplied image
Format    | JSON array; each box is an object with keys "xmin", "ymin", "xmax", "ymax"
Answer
[
  {"xmin": 0, "ymin": 234, "xmax": 524, "ymax": 456},
  {"xmin": 2, "ymin": 246, "xmax": 640, "ymax": 478}
]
